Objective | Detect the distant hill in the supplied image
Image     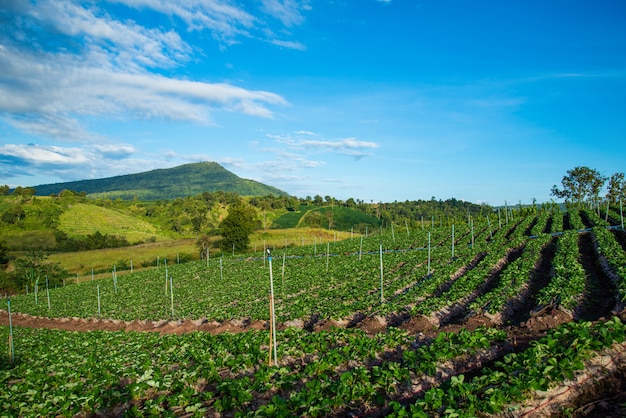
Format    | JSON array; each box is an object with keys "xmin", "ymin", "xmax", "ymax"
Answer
[
  {"xmin": 32, "ymin": 162, "xmax": 288, "ymax": 200},
  {"xmin": 272, "ymin": 205, "xmax": 381, "ymax": 231}
]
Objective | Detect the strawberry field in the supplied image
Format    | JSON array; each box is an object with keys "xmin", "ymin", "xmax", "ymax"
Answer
[{"xmin": 2, "ymin": 206, "xmax": 626, "ymax": 417}]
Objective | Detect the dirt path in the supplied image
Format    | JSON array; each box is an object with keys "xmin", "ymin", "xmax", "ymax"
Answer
[{"xmin": 577, "ymin": 232, "xmax": 618, "ymax": 321}]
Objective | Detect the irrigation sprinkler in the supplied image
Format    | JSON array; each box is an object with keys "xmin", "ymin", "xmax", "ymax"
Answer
[
  {"xmin": 391, "ymin": 223, "xmax": 395, "ymax": 242},
  {"xmin": 206, "ymin": 248, "xmax": 210, "ymax": 267},
  {"xmin": 487, "ymin": 215, "xmax": 493, "ymax": 239},
  {"xmin": 130, "ymin": 259, "xmax": 133, "ymax": 273},
  {"xmin": 405, "ymin": 221, "xmax": 410, "ymax": 237},
  {"xmin": 232, "ymin": 244, "xmax": 235, "ymax": 257},
  {"xmin": 97, "ymin": 284, "xmax": 101, "ymax": 316},
  {"xmin": 91, "ymin": 268, "xmax": 94, "ymax": 282},
  {"xmin": 267, "ymin": 249, "xmax": 278, "ymax": 366},
  {"xmin": 7, "ymin": 298, "xmax": 14, "ymax": 364}
]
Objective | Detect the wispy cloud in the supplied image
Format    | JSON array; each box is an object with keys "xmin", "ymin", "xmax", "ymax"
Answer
[
  {"xmin": 270, "ymin": 133, "xmax": 380, "ymax": 159},
  {"xmin": 108, "ymin": 0, "xmax": 257, "ymax": 43},
  {"xmin": 0, "ymin": 142, "xmax": 189, "ymax": 185},
  {"xmin": 260, "ymin": 0, "xmax": 312, "ymax": 27},
  {"xmin": 0, "ymin": 0, "xmax": 292, "ymax": 144},
  {"xmin": 270, "ymin": 39, "xmax": 306, "ymax": 50}
]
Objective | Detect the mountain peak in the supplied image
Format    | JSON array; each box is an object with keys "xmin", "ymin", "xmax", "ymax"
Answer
[{"xmin": 32, "ymin": 162, "xmax": 288, "ymax": 200}]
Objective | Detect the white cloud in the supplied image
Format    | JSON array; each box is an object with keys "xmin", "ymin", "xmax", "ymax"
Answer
[
  {"xmin": 260, "ymin": 0, "xmax": 311, "ymax": 27},
  {"xmin": 270, "ymin": 134, "xmax": 380, "ymax": 158},
  {"xmin": 0, "ymin": 0, "xmax": 290, "ymax": 143},
  {"xmin": 270, "ymin": 39, "xmax": 306, "ymax": 50},
  {"xmin": 0, "ymin": 43, "xmax": 287, "ymax": 140},
  {"xmin": 109, "ymin": 0, "xmax": 256, "ymax": 42},
  {"xmin": 0, "ymin": 142, "xmax": 173, "ymax": 183}
]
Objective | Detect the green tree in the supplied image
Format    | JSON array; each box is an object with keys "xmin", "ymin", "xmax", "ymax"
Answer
[
  {"xmin": 607, "ymin": 172, "xmax": 625, "ymax": 204},
  {"xmin": 11, "ymin": 250, "xmax": 67, "ymax": 289},
  {"xmin": 12, "ymin": 186, "xmax": 36, "ymax": 198},
  {"xmin": 219, "ymin": 203, "xmax": 257, "ymax": 252},
  {"xmin": 0, "ymin": 185, "xmax": 9, "ymax": 196},
  {"xmin": 550, "ymin": 166, "xmax": 607, "ymax": 206},
  {"xmin": 0, "ymin": 241, "xmax": 9, "ymax": 266}
]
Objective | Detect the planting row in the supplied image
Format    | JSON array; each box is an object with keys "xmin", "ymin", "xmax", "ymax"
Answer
[{"xmin": 2, "ymin": 316, "xmax": 624, "ymax": 416}]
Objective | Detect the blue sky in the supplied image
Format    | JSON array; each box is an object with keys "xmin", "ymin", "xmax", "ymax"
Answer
[{"xmin": 1, "ymin": 0, "xmax": 624, "ymax": 205}]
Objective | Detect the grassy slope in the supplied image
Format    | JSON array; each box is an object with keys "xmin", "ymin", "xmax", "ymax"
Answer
[
  {"xmin": 58, "ymin": 203, "xmax": 161, "ymax": 242},
  {"xmin": 50, "ymin": 228, "xmax": 354, "ymax": 277},
  {"xmin": 272, "ymin": 205, "xmax": 381, "ymax": 230}
]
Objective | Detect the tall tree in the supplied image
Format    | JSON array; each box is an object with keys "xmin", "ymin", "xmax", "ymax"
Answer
[
  {"xmin": 550, "ymin": 166, "xmax": 607, "ymax": 206},
  {"xmin": 607, "ymin": 172, "xmax": 625, "ymax": 204},
  {"xmin": 219, "ymin": 203, "xmax": 257, "ymax": 252}
]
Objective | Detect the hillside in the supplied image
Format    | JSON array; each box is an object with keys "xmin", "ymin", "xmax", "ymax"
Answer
[
  {"xmin": 58, "ymin": 203, "xmax": 160, "ymax": 242},
  {"xmin": 31, "ymin": 162, "xmax": 288, "ymax": 200},
  {"xmin": 272, "ymin": 205, "xmax": 381, "ymax": 231}
]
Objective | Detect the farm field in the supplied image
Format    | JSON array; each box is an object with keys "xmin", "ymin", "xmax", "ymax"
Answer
[
  {"xmin": 2, "ymin": 207, "xmax": 626, "ymax": 416},
  {"xmin": 47, "ymin": 228, "xmax": 353, "ymax": 277}
]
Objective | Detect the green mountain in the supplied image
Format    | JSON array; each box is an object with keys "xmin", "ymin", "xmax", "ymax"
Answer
[{"xmin": 32, "ymin": 162, "xmax": 288, "ymax": 200}]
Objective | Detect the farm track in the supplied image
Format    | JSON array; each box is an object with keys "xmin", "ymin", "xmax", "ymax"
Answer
[
  {"xmin": 613, "ymin": 228, "xmax": 626, "ymax": 252},
  {"xmin": 577, "ymin": 232, "xmax": 617, "ymax": 322}
]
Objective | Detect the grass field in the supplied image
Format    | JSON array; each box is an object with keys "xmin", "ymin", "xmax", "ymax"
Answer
[
  {"xmin": 49, "ymin": 227, "xmax": 357, "ymax": 277},
  {"xmin": 58, "ymin": 203, "xmax": 162, "ymax": 242},
  {"xmin": 272, "ymin": 205, "xmax": 380, "ymax": 230}
]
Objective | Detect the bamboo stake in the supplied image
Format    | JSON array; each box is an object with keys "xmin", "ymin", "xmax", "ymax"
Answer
[
  {"xmin": 451, "ymin": 224, "xmax": 455, "ymax": 259},
  {"xmin": 326, "ymin": 242, "xmax": 330, "ymax": 271},
  {"xmin": 428, "ymin": 231, "xmax": 430, "ymax": 276},
  {"xmin": 359, "ymin": 236, "xmax": 363, "ymax": 261},
  {"xmin": 379, "ymin": 243, "xmax": 384, "ymax": 303},
  {"xmin": 267, "ymin": 249, "xmax": 277, "ymax": 366},
  {"xmin": 8, "ymin": 298, "xmax": 14, "ymax": 364},
  {"xmin": 46, "ymin": 275, "xmax": 50, "ymax": 310},
  {"xmin": 170, "ymin": 276, "xmax": 174, "ymax": 318}
]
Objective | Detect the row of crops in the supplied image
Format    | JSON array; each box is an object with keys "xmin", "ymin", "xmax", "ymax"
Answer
[
  {"xmin": 2, "ymin": 207, "xmax": 626, "ymax": 416},
  {"xmin": 6, "ymin": 208, "xmax": 623, "ymax": 325},
  {"xmin": 2, "ymin": 317, "xmax": 625, "ymax": 416},
  {"xmin": 1, "ymin": 210, "xmax": 553, "ymax": 323}
]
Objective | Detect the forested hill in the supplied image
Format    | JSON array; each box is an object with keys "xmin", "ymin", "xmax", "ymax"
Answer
[{"xmin": 31, "ymin": 162, "xmax": 288, "ymax": 200}]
